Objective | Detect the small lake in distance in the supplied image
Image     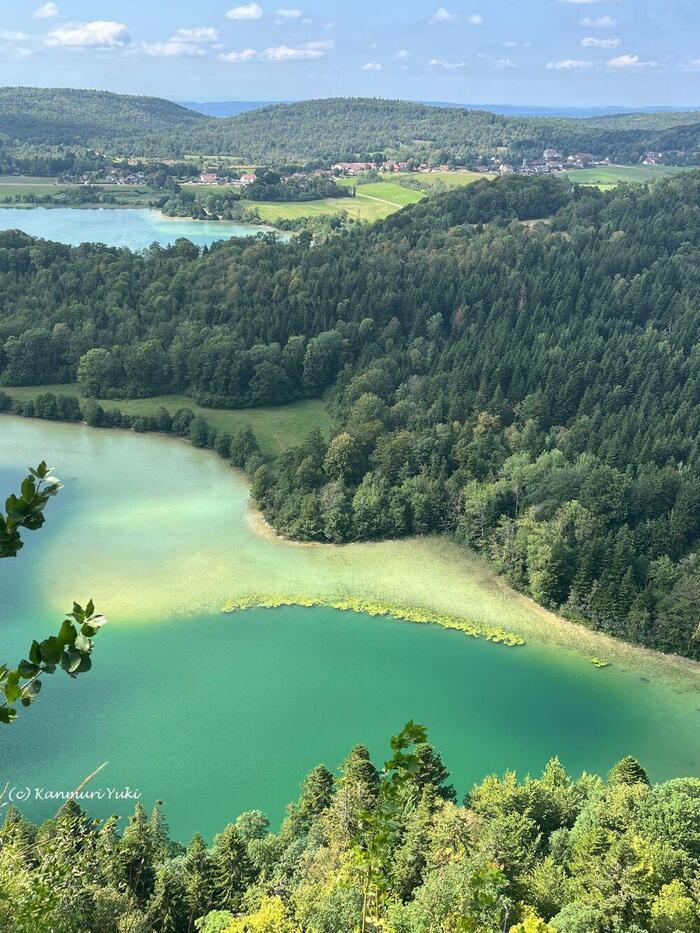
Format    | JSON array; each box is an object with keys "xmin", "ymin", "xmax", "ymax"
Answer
[{"xmin": 0, "ymin": 207, "xmax": 278, "ymax": 249}]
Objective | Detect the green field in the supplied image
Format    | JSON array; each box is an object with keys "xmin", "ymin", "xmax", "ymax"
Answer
[
  {"xmin": 3, "ymin": 384, "xmax": 332, "ymax": 456},
  {"xmin": 253, "ymin": 195, "xmax": 392, "ymax": 222},
  {"xmin": 564, "ymin": 164, "xmax": 688, "ymax": 186},
  {"xmin": 0, "ymin": 176, "xmax": 153, "ymax": 205},
  {"xmin": 390, "ymin": 170, "xmax": 495, "ymax": 190}
]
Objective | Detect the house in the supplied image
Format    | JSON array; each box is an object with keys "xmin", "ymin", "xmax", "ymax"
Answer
[
  {"xmin": 543, "ymin": 148, "xmax": 563, "ymax": 161},
  {"xmin": 240, "ymin": 173, "xmax": 258, "ymax": 186},
  {"xmin": 567, "ymin": 153, "xmax": 594, "ymax": 168},
  {"xmin": 199, "ymin": 173, "xmax": 219, "ymax": 184},
  {"xmin": 499, "ymin": 163, "xmax": 514, "ymax": 174},
  {"xmin": 643, "ymin": 152, "xmax": 662, "ymax": 165},
  {"xmin": 332, "ymin": 162, "xmax": 375, "ymax": 175}
]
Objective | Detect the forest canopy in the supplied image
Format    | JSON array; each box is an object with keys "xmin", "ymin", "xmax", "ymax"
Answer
[
  {"xmin": 2, "ymin": 172, "xmax": 700, "ymax": 659},
  {"xmin": 3, "ymin": 724, "xmax": 700, "ymax": 932}
]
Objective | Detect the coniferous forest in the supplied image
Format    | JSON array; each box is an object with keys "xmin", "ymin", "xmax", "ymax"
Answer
[
  {"xmin": 2, "ymin": 173, "xmax": 700, "ymax": 658},
  {"xmin": 4, "ymin": 723, "xmax": 700, "ymax": 933}
]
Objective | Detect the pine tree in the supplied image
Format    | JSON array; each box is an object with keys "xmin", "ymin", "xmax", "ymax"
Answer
[
  {"xmin": 184, "ymin": 832, "xmax": 217, "ymax": 930},
  {"xmin": 212, "ymin": 824, "xmax": 254, "ymax": 912},
  {"xmin": 119, "ymin": 803, "xmax": 156, "ymax": 905}
]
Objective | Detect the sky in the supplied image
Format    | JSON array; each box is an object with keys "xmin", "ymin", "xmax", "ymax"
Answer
[{"xmin": 1, "ymin": 1, "xmax": 699, "ymax": 107}]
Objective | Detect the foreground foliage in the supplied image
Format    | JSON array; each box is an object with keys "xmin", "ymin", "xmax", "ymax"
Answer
[
  {"xmin": 0, "ymin": 463, "xmax": 104, "ymax": 722},
  {"xmin": 3, "ymin": 724, "xmax": 699, "ymax": 932}
]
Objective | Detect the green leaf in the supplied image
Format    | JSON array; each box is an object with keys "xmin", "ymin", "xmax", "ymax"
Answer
[
  {"xmin": 17, "ymin": 660, "xmax": 40, "ymax": 679},
  {"xmin": 74, "ymin": 632, "xmax": 91, "ymax": 654},
  {"xmin": 57, "ymin": 619, "xmax": 77, "ymax": 648},
  {"xmin": 39, "ymin": 636, "xmax": 62, "ymax": 665}
]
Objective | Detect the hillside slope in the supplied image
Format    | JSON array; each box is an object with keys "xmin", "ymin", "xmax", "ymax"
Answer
[
  {"xmin": 2, "ymin": 88, "xmax": 700, "ymax": 165},
  {"xmin": 2, "ymin": 172, "xmax": 700, "ymax": 658},
  {"xmin": 0, "ymin": 86, "xmax": 207, "ymax": 148}
]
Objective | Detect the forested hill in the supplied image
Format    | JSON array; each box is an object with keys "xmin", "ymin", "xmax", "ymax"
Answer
[
  {"xmin": 2, "ymin": 87, "xmax": 700, "ymax": 164},
  {"xmin": 2, "ymin": 172, "xmax": 700, "ymax": 659},
  {"xmin": 0, "ymin": 86, "xmax": 206, "ymax": 147},
  {"xmin": 199, "ymin": 97, "xmax": 700, "ymax": 165}
]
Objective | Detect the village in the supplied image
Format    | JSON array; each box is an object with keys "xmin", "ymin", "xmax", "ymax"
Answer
[{"xmin": 60, "ymin": 146, "xmax": 668, "ymax": 192}]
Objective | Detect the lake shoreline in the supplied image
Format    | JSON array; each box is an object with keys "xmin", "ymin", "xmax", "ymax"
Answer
[
  {"xmin": 2, "ymin": 411, "xmax": 699, "ymax": 694},
  {"xmin": 242, "ymin": 488, "xmax": 700, "ymax": 693}
]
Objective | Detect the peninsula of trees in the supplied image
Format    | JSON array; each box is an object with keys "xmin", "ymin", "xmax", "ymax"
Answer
[{"xmin": 2, "ymin": 172, "xmax": 700, "ymax": 660}]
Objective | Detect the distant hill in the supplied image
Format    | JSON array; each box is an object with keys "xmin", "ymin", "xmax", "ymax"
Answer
[
  {"xmin": 1, "ymin": 88, "xmax": 699, "ymax": 166},
  {"xmin": 193, "ymin": 97, "xmax": 700, "ymax": 165},
  {"xmin": 181, "ymin": 100, "xmax": 287, "ymax": 118},
  {"xmin": 0, "ymin": 86, "xmax": 207, "ymax": 148}
]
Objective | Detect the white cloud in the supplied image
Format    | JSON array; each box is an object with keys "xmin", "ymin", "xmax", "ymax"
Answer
[
  {"xmin": 430, "ymin": 57, "xmax": 467, "ymax": 69},
  {"xmin": 607, "ymin": 53, "xmax": 656, "ymax": 68},
  {"xmin": 226, "ymin": 4, "xmax": 264, "ymax": 20},
  {"xmin": 686, "ymin": 59, "xmax": 700, "ymax": 71},
  {"xmin": 492, "ymin": 58, "xmax": 516, "ymax": 69},
  {"xmin": 0, "ymin": 31, "xmax": 30, "ymax": 41},
  {"xmin": 468, "ymin": 13, "xmax": 484, "ymax": 25},
  {"xmin": 33, "ymin": 2, "xmax": 58, "ymax": 18},
  {"xmin": 220, "ymin": 47, "xmax": 257, "ymax": 62},
  {"xmin": 276, "ymin": 8, "xmax": 301, "ymax": 17},
  {"xmin": 140, "ymin": 40, "xmax": 205, "ymax": 57},
  {"xmin": 260, "ymin": 40, "xmax": 330, "ymax": 60},
  {"xmin": 396, "ymin": 49, "xmax": 411, "ymax": 58},
  {"xmin": 582, "ymin": 36, "xmax": 620, "ymax": 48},
  {"xmin": 559, "ymin": 0, "xmax": 621, "ymax": 4},
  {"xmin": 172, "ymin": 27, "xmax": 219, "ymax": 42},
  {"xmin": 46, "ymin": 21, "xmax": 129, "ymax": 48},
  {"xmin": 581, "ymin": 15, "xmax": 616, "ymax": 27},
  {"xmin": 220, "ymin": 38, "xmax": 332, "ymax": 61},
  {"xmin": 361, "ymin": 62, "xmax": 381, "ymax": 70},
  {"xmin": 546, "ymin": 59, "xmax": 592, "ymax": 69},
  {"xmin": 429, "ymin": 8, "xmax": 454, "ymax": 24}
]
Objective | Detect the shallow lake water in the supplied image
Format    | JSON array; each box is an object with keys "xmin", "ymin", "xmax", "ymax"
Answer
[
  {"xmin": 0, "ymin": 416, "xmax": 698, "ymax": 840},
  {"xmin": 0, "ymin": 207, "xmax": 277, "ymax": 249}
]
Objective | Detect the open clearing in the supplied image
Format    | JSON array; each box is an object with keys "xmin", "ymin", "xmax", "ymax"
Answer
[
  {"xmin": 2, "ymin": 384, "xmax": 332, "ymax": 456},
  {"xmin": 564, "ymin": 164, "xmax": 688, "ymax": 186}
]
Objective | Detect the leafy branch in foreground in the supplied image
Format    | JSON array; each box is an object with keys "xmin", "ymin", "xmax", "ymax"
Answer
[{"xmin": 0, "ymin": 463, "xmax": 106, "ymax": 723}]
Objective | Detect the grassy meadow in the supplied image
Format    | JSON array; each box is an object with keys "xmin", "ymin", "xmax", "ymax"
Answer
[
  {"xmin": 391, "ymin": 170, "xmax": 495, "ymax": 190},
  {"xmin": 0, "ymin": 176, "xmax": 153, "ymax": 205},
  {"xmin": 2, "ymin": 384, "xmax": 332, "ymax": 456},
  {"xmin": 564, "ymin": 163, "xmax": 688, "ymax": 187}
]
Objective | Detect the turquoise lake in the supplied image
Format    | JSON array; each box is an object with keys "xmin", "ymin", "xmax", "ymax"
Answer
[
  {"xmin": 0, "ymin": 417, "xmax": 698, "ymax": 842},
  {"xmin": 0, "ymin": 207, "xmax": 277, "ymax": 249}
]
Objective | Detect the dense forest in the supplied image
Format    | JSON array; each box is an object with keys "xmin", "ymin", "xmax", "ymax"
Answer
[
  {"xmin": 2, "ymin": 88, "xmax": 700, "ymax": 166},
  {"xmin": 0, "ymin": 87, "xmax": 206, "ymax": 149},
  {"xmin": 3, "ymin": 723, "xmax": 700, "ymax": 932},
  {"xmin": 2, "ymin": 172, "xmax": 700, "ymax": 658}
]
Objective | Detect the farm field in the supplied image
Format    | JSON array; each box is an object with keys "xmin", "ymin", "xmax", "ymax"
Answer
[
  {"xmin": 0, "ymin": 176, "xmax": 153, "ymax": 204},
  {"xmin": 564, "ymin": 163, "xmax": 689, "ymax": 186},
  {"xmin": 2, "ymin": 384, "xmax": 332, "ymax": 456},
  {"xmin": 253, "ymin": 194, "xmax": 395, "ymax": 222},
  {"xmin": 390, "ymin": 169, "xmax": 495, "ymax": 189}
]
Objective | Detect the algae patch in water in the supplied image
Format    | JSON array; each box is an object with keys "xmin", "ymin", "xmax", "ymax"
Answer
[{"xmin": 222, "ymin": 594, "xmax": 526, "ymax": 647}]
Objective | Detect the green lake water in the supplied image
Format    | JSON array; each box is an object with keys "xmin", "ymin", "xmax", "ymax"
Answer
[
  {"xmin": 0, "ymin": 416, "xmax": 698, "ymax": 842},
  {"xmin": 0, "ymin": 207, "xmax": 276, "ymax": 249}
]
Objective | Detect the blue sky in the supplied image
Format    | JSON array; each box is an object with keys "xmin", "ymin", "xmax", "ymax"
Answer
[{"xmin": 1, "ymin": 1, "xmax": 699, "ymax": 106}]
